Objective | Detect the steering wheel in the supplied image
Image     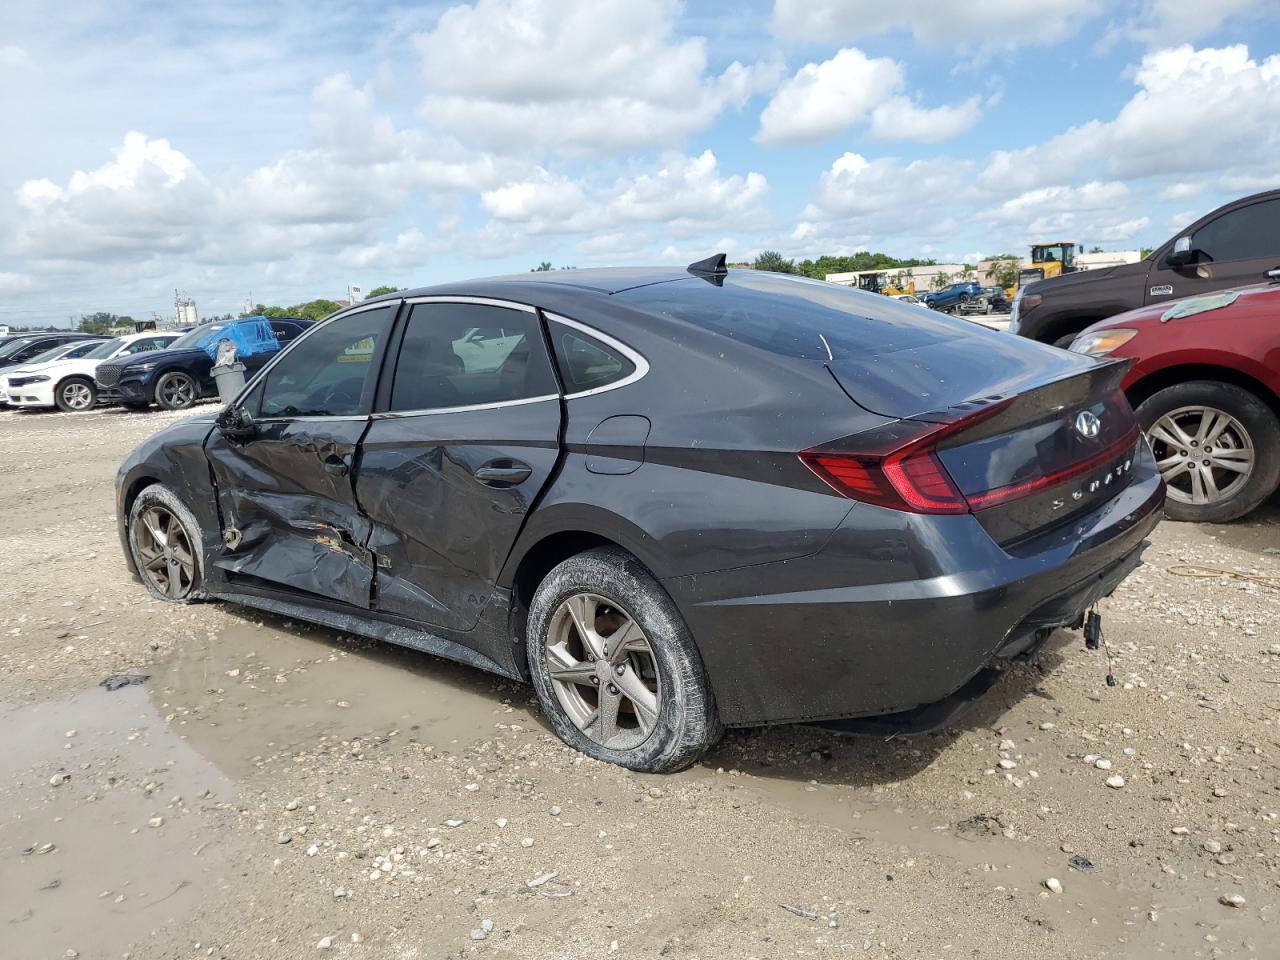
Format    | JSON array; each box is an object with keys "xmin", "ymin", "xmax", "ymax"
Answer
[{"xmin": 303, "ymin": 378, "xmax": 362, "ymax": 414}]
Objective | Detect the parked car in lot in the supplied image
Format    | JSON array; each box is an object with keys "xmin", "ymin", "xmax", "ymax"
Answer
[
  {"xmin": 0, "ymin": 333, "xmax": 103, "ymax": 375},
  {"xmin": 1014, "ymin": 189, "xmax": 1280, "ymax": 346},
  {"xmin": 923, "ymin": 281, "xmax": 985, "ymax": 312},
  {"xmin": 96, "ymin": 316, "xmax": 311, "ymax": 410},
  {"xmin": 7, "ymin": 332, "xmax": 179, "ymax": 411},
  {"xmin": 1070, "ymin": 281, "xmax": 1280, "ymax": 523},
  {"xmin": 115, "ymin": 261, "xmax": 1163, "ymax": 772},
  {"xmin": 0, "ymin": 338, "xmax": 107, "ymax": 405},
  {"xmin": 982, "ymin": 286, "xmax": 1011, "ymax": 313}
]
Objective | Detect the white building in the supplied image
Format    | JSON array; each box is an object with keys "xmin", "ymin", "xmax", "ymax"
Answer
[
  {"xmin": 1076, "ymin": 250, "xmax": 1143, "ymax": 271},
  {"xmin": 347, "ymin": 283, "xmax": 364, "ymax": 304},
  {"xmin": 175, "ymin": 290, "xmax": 199, "ymax": 327}
]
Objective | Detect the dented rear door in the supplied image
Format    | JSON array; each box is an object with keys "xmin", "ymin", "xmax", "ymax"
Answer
[{"xmin": 205, "ymin": 303, "xmax": 399, "ymax": 607}]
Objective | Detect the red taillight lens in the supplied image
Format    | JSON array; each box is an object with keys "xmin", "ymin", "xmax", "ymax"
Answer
[{"xmin": 800, "ymin": 400, "xmax": 1011, "ymax": 515}]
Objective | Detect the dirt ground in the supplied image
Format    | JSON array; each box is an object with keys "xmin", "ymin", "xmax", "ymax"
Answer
[{"xmin": 2, "ymin": 403, "xmax": 1278, "ymax": 960}]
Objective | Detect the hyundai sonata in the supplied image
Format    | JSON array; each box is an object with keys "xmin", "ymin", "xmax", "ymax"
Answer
[{"xmin": 116, "ymin": 257, "xmax": 1164, "ymax": 772}]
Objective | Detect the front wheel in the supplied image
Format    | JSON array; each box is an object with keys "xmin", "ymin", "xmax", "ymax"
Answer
[
  {"xmin": 155, "ymin": 371, "xmax": 197, "ymax": 410},
  {"xmin": 1136, "ymin": 380, "xmax": 1280, "ymax": 523},
  {"xmin": 55, "ymin": 377, "xmax": 96, "ymax": 412},
  {"xmin": 526, "ymin": 548, "xmax": 722, "ymax": 773},
  {"xmin": 127, "ymin": 484, "xmax": 207, "ymax": 602}
]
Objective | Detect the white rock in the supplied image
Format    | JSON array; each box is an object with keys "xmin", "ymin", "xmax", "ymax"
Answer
[
  {"xmin": 1219, "ymin": 894, "xmax": 1246, "ymax": 908},
  {"xmin": 317, "ymin": 937, "xmax": 332, "ymax": 950},
  {"xmin": 549, "ymin": 805, "xmax": 562, "ymax": 816},
  {"xmin": 1105, "ymin": 775, "xmax": 1126, "ymax": 789},
  {"xmin": 494, "ymin": 818, "xmax": 508, "ymax": 828},
  {"xmin": 521, "ymin": 837, "xmax": 535, "ymax": 848},
  {"xmin": 148, "ymin": 816, "xmax": 164, "ymax": 828},
  {"xmin": 999, "ymin": 739, "xmax": 1016, "ymax": 751},
  {"xmin": 1043, "ymin": 877, "xmax": 1063, "ymax": 894},
  {"xmin": 1171, "ymin": 826, "xmax": 1190, "ymax": 835},
  {"xmin": 1095, "ymin": 758, "xmax": 1113, "ymax": 771},
  {"xmin": 1203, "ymin": 839, "xmax": 1223, "ymax": 854},
  {"xmin": 998, "ymin": 758, "xmax": 1017, "ymax": 770}
]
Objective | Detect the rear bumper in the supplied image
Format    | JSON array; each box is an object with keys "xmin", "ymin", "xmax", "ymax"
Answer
[{"xmin": 663, "ymin": 464, "xmax": 1164, "ymax": 727}]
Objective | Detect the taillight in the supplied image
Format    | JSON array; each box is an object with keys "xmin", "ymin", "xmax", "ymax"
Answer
[{"xmin": 800, "ymin": 400, "xmax": 1011, "ymax": 515}]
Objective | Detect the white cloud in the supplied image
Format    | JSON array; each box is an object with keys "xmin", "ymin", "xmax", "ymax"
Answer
[
  {"xmin": 981, "ymin": 45, "xmax": 1280, "ymax": 192},
  {"xmin": 757, "ymin": 49, "xmax": 902, "ymax": 145},
  {"xmin": 869, "ymin": 96, "xmax": 983, "ymax": 143},
  {"xmin": 415, "ymin": 0, "xmax": 779, "ymax": 154},
  {"xmin": 0, "ymin": 44, "xmax": 30, "ymax": 66},
  {"xmin": 480, "ymin": 151, "xmax": 769, "ymax": 237},
  {"xmin": 343, "ymin": 228, "xmax": 441, "ymax": 271},
  {"xmin": 802, "ymin": 153, "xmax": 971, "ymax": 221},
  {"xmin": 770, "ymin": 0, "xmax": 1104, "ymax": 49},
  {"xmin": 1117, "ymin": 0, "xmax": 1272, "ymax": 49},
  {"xmin": 0, "ymin": 272, "xmax": 33, "ymax": 291},
  {"xmin": 1158, "ymin": 181, "xmax": 1205, "ymax": 201},
  {"xmin": 758, "ymin": 48, "xmax": 979, "ymax": 145}
]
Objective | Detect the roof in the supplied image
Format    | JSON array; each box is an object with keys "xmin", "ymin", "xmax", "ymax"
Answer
[{"xmin": 366, "ymin": 266, "xmax": 695, "ymax": 306}]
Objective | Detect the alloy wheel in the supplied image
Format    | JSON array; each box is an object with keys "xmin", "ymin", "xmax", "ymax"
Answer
[
  {"xmin": 133, "ymin": 505, "xmax": 197, "ymax": 599},
  {"xmin": 159, "ymin": 374, "xmax": 195, "ymax": 408},
  {"xmin": 544, "ymin": 592, "xmax": 662, "ymax": 750},
  {"xmin": 1148, "ymin": 405, "xmax": 1255, "ymax": 506},
  {"xmin": 61, "ymin": 382, "xmax": 93, "ymax": 410}
]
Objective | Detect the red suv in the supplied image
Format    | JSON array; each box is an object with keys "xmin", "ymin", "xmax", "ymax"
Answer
[{"xmin": 1070, "ymin": 281, "xmax": 1280, "ymax": 522}]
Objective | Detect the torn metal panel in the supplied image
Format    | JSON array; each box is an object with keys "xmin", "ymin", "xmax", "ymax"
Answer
[{"xmin": 205, "ymin": 419, "xmax": 374, "ymax": 608}]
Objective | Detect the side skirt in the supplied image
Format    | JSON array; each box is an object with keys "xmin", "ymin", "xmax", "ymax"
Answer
[{"xmin": 214, "ymin": 589, "xmax": 522, "ymax": 681}]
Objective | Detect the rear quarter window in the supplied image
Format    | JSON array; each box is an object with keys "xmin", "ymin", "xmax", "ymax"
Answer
[{"xmin": 549, "ymin": 323, "xmax": 636, "ymax": 394}]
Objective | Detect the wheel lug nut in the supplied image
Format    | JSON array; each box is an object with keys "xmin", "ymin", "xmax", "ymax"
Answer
[
  {"xmin": 607, "ymin": 684, "xmax": 619, "ymax": 695},
  {"xmin": 1202, "ymin": 459, "xmax": 1210, "ymax": 466},
  {"xmin": 590, "ymin": 676, "xmax": 599, "ymax": 685},
  {"xmin": 614, "ymin": 665, "xmax": 625, "ymax": 676}
]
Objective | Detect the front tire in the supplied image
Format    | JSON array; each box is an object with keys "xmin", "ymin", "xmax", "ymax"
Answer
[
  {"xmin": 155, "ymin": 371, "xmax": 197, "ymax": 410},
  {"xmin": 1136, "ymin": 380, "xmax": 1280, "ymax": 523},
  {"xmin": 54, "ymin": 377, "xmax": 96, "ymax": 412},
  {"xmin": 127, "ymin": 484, "xmax": 207, "ymax": 602},
  {"xmin": 526, "ymin": 548, "xmax": 722, "ymax": 773}
]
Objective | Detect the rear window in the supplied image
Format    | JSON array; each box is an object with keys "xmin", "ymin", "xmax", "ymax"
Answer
[{"xmin": 618, "ymin": 271, "xmax": 957, "ymax": 362}]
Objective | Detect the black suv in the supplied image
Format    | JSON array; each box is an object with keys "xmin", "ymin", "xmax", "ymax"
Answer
[
  {"xmin": 96, "ymin": 317, "xmax": 311, "ymax": 410},
  {"xmin": 1012, "ymin": 189, "xmax": 1280, "ymax": 345}
]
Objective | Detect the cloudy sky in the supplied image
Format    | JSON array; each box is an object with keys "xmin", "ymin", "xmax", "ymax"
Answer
[{"xmin": 2, "ymin": 0, "xmax": 1279, "ymax": 326}]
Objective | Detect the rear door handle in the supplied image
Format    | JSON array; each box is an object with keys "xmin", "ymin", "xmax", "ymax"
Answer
[
  {"xmin": 322, "ymin": 454, "xmax": 350, "ymax": 477},
  {"xmin": 473, "ymin": 461, "xmax": 532, "ymax": 486}
]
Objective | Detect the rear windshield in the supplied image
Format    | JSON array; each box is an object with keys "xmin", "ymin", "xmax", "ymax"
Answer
[{"xmin": 618, "ymin": 272, "xmax": 960, "ymax": 362}]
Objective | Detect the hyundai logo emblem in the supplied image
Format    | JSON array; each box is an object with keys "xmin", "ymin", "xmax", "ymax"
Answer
[{"xmin": 1075, "ymin": 410, "xmax": 1101, "ymax": 438}]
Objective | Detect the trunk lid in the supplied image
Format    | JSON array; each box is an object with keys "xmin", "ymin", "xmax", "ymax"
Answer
[{"xmin": 827, "ymin": 337, "xmax": 1143, "ymax": 546}]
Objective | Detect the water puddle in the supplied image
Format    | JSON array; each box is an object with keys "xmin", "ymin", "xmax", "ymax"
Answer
[
  {"xmin": 147, "ymin": 613, "xmax": 535, "ymax": 778},
  {"xmin": 0, "ymin": 684, "xmax": 236, "ymax": 960}
]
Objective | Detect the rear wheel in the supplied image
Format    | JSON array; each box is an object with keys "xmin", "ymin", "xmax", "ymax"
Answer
[
  {"xmin": 1136, "ymin": 380, "xmax": 1280, "ymax": 523},
  {"xmin": 126, "ymin": 485, "xmax": 207, "ymax": 602},
  {"xmin": 526, "ymin": 548, "xmax": 721, "ymax": 773},
  {"xmin": 155, "ymin": 371, "xmax": 197, "ymax": 410},
  {"xmin": 54, "ymin": 377, "xmax": 96, "ymax": 412}
]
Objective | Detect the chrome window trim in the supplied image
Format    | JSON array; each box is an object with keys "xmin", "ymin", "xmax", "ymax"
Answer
[
  {"xmin": 404, "ymin": 295, "xmax": 537, "ymax": 313},
  {"xmin": 544, "ymin": 312, "xmax": 650, "ymax": 399},
  {"xmin": 371, "ymin": 394, "xmax": 559, "ymax": 420},
  {"xmin": 231, "ymin": 299, "xmax": 402, "ymax": 413}
]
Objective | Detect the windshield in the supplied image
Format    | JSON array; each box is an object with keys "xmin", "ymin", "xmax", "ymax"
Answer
[
  {"xmin": 25, "ymin": 343, "xmax": 79, "ymax": 365},
  {"xmin": 83, "ymin": 337, "xmax": 126, "ymax": 359},
  {"xmin": 168, "ymin": 323, "xmax": 229, "ymax": 350},
  {"xmin": 0, "ymin": 337, "xmax": 40, "ymax": 359}
]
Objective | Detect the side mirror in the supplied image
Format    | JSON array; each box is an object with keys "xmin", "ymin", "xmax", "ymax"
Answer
[
  {"xmin": 216, "ymin": 404, "xmax": 257, "ymax": 442},
  {"xmin": 1166, "ymin": 235, "xmax": 1195, "ymax": 269}
]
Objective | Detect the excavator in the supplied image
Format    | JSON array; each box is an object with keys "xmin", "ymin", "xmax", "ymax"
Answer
[{"xmin": 852, "ymin": 271, "xmax": 916, "ymax": 297}]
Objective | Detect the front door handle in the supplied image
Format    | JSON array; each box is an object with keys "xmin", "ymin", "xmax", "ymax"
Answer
[
  {"xmin": 322, "ymin": 454, "xmax": 349, "ymax": 477},
  {"xmin": 473, "ymin": 461, "xmax": 532, "ymax": 486}
]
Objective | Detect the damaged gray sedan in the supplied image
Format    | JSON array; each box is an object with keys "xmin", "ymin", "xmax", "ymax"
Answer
[{"xmin": 116, "ymin": 259, "xmax": 1163, "ymax": 772}]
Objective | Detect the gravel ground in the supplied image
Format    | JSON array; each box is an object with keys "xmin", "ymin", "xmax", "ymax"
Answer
[{"xmin": 1, "ymin": 403, "xmax": 1278, "ymax": 960}]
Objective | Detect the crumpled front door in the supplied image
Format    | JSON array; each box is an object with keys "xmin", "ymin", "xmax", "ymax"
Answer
[{"xmin": 205, "ymin": 418, "xmax": 374, "ymax": 607}]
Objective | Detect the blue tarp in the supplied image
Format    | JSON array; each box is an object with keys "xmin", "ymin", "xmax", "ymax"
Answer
[{"xmin": 196, "ymin": 315, "xmax": 279, "ymax": 362}]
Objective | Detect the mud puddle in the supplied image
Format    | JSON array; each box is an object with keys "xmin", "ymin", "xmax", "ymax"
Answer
[
  {"xmin": 147, "ymin": 612, "xmax": 536, "ymax": 778},
  {"xmin": 0, "ymin": 683, "xmax": 237, "ymax": 960}
]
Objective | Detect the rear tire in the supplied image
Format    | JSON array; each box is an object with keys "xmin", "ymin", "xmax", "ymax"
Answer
[
  {"xmin": 54, "ymin": 377, "xmax": 96, "ymax": 412},
  {"xmin": 526, "ymin": 547, "xmax": 722, "ymax": 773},
  {"xmin": 1136, "ymin": 380, "xmax": 1280, "ymax": 523}
]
